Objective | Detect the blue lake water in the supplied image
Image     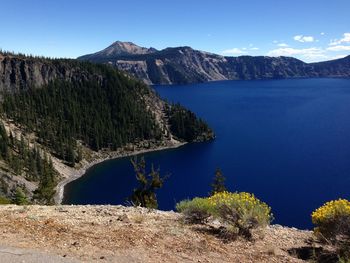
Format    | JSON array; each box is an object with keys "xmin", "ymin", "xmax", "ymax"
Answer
[{"xmin": 63, "ymin": 78, "xmax": 350, "ymax": 229}]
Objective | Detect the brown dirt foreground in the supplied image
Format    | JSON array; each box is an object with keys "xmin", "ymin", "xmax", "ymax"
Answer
[{"xmin": 0, "ymin": 205, "xmax": 318, "ymax": 262}]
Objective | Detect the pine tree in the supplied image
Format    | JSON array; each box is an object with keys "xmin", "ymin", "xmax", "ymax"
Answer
[
  {"xmin": 129, "ymin": 156, "xmax": 168, "ymax": 209},
  {"xmin": 210, "ymin": 168, "xmax": 227, "ymax": 196},
  {"xmin": 66, "ymin": 143, "xmax": 75, "ymax": 167},
  {"xmin": 14, "ymin": 187, "xmax": 29, "ymax": 205},
  {"xmin": 76, "ymin": 146, "xmax": 83, "ymax": 163},
  {"xmin": 0, "ymin": 123, "xmax": 9, "ymax": 159}
]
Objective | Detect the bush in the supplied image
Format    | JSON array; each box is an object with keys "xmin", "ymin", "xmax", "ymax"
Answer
[
  {"xmin": 176, "ymin": 191, "xmax": 273, "ymax": 239},
  {"xmin": 208, "ymin": 192, "xmax": 272, "ymax": 228},
  {"xmin": 312, "ymin": 199, "xmax": 350, "ymax": 240},
  {"xmin": 312, "ymin": 199, "xmax": 350, "ymax": 260},
  {"xmin": 176, "ymin": 198, "xmax": 212, "ymax": 224},
  {"xmin": 0, "ymin": 196, "xmax": 11, "ymax": 204},
  {"xmin": 14, "ymin": 188, "xmax": 29, "ymax": 205}
]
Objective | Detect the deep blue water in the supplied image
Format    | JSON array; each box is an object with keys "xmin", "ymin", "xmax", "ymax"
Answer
[{"xmin": 63, "ymin": 78, "xmax": 350, "ymax": 229}]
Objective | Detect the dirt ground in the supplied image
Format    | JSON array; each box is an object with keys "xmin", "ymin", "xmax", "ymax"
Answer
[{"xmin": 0, "ymin": 205, "xmax": 320, "ymax": 262}]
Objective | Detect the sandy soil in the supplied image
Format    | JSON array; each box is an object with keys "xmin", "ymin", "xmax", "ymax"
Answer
[{"xmin": 0, "ymin": 205, "xmax": 320, "ymax": 263}]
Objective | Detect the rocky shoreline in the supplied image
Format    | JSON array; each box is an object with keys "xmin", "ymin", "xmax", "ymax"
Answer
[{"xmin": 53, "ymin": 139, "xmax": 186, "ymax": 204}]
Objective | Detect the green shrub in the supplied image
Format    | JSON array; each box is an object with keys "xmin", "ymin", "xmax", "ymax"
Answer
[
  {"xmin": 14, "ymin": 188, "xmax": 29, "ymax": 205},
  {"xmin": 0, "ymin": 196, "xmax": 11, "ymax": 204},
  {"xmin": 176, "ymin": 191, "xmax": 273, "ymax": 239},
  {"xmin": 176, "ymin": 198, "xmax": 212, "ymax": 224}
]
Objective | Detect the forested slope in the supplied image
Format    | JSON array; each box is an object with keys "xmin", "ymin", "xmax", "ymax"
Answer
[{"xmin": 0, "ymin": 52, "xmax": 214, "ymax": 204}]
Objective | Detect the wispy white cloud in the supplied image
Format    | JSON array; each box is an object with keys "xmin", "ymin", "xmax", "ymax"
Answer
[
  {"xmin": 222, "ymin": 46, "xmax": 259, "ymax": 55},
  {"xmin": 263, "ymin": 33, "xmax": 350, "ymax": 62},
  {"xmin": 329, "ymin": 33, "xmax": 350, "ymax": 46},
  {"xmin": 222, "ymin": 48, "xmax": 247, "ymax": 55},
  {"xmin": 267, "ymin": 47, "xmax": 324, "ymax": 57},
  {"xmin": 267, "ymin": 46, "xmax": 332, "ymax": 62},
  {"xmin": 327, "ymin": 45, "xmax": 350, "ymax": 51},
  {"xmin": 303, "ymin": 54, "xmax": 328, "ymax": 61},
  {"xmin": 247, "ymin": 44, "xmax": 259, "ymax": 51},
  {"xmin": 331, "ymin": 54, "xmax": 347, "ymax": 60},
  {"xmin": 294, "ymin": 35, "xmax": 314, "ymax": 42}
]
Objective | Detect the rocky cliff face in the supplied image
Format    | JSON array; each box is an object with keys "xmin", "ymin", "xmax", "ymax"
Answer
[
  {"xmin": 0, "ymin": 54, "xmax": 103, "ymax": 92},
  {"xmin": 78, "ymin": 42, "xmax": 350, "ymax": 85}
]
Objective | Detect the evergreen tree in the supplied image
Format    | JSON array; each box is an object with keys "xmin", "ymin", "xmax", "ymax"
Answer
[
  {"xmin": 14, "ymin": 187, "xmax": 29, "ymax": 205},
  {"xmin": 129, "ymin": 156, "xmax": 168, "ymax": 209},
  {"xmin": 0, "ymin": 123, "xmax": 9, "ymax": 159},
  {"xmin": 76, "ymin": 146, "xmax": 83, "ymax": 163},
  {"xmin": 9, "ymin": 131, "xmax": 14, "ymax": 146},
  {"xmin": 66, "ymin": 143, "xmax": 75, "ymax": 167},
  {"xmin": 210, "ymin": 168, "xmax": 227, "ymax": 196}
]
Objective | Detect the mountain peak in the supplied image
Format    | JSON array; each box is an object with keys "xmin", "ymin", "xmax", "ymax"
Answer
[
  {"xmin": 79, "ymin": 41, "xmax": 157, "ymax": 60},
  {"xmin": 102, "ymin": 41, "xmax": 158, "ymax": 56},
  {"xmin": 110, "ymin": 41, "xmax": 140, "ymax": 48}
]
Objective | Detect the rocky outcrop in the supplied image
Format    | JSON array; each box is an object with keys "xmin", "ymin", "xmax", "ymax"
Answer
[
  {"xmin": 78, "ymin": 42, "xmax": 350, "ymax": 85},
  {"xmin": 0, "ymin": 54, "xmax": 103, "ymax": 92}
]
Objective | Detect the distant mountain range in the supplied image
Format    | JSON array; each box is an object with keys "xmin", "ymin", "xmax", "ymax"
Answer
[{"xmin": 78, "ymin": 41, "xmax": 350, "ymax": 85}]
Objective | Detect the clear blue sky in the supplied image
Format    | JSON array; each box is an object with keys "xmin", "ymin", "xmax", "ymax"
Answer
[{"xmin": 1, "ymin": 0, "xmax": 349, "ymax": 62}]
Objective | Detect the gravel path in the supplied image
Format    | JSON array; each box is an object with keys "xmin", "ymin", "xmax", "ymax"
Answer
[{"xmin": 0, "ymin": 245, "xmax": 79, "ymax": 263}]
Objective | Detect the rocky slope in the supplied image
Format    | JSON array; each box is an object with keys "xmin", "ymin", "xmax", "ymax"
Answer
[
  {"xmin": 78, "ymin": 42, "xmax": 350, "ymax": 85},
  {"xmin": 0, "ymin": 205, "xmax": 328, "ymax": 263}
]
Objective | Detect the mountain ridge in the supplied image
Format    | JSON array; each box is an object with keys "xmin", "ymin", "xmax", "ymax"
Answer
[{"xmin": 78, "ymin": 42, "xmax": 350, "ymax": 85}]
